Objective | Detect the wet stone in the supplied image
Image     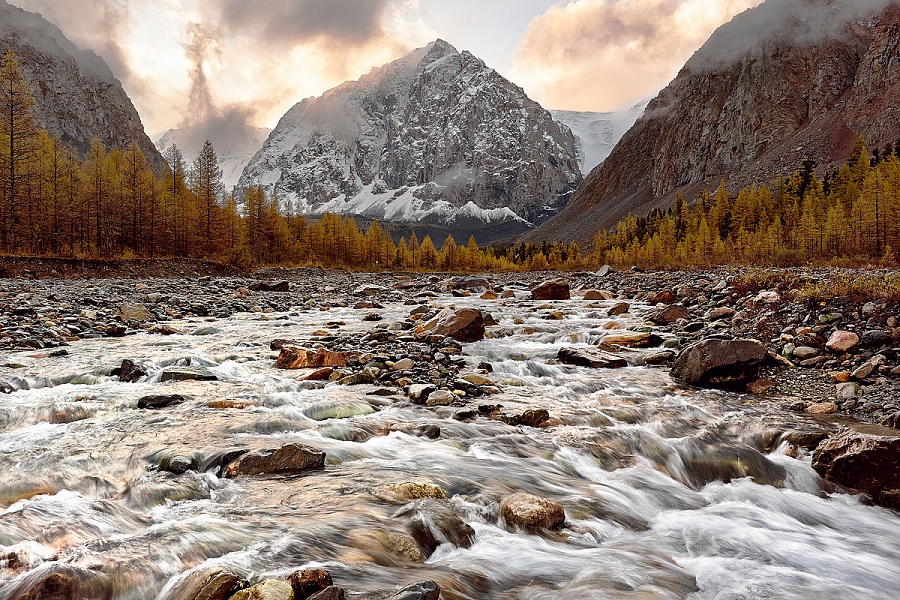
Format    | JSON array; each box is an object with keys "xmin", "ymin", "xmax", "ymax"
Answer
[
  {"xmin": 500, "ymin": 492, "xmax": 565, "ymax": 531},
  {"xmin": 159, "ymin": 366, "xmax": 218, "ymax": 382},
  {"xmin": 223, "ymin": 443, "xmax": 326, "ymax": 477},
  {"xmin": 287, "ymin": 569, "xmax": 332, "ymax": 600},
  {"xmin": 138, "ymin": 394, "xmax": 185, "ymax": 409}
]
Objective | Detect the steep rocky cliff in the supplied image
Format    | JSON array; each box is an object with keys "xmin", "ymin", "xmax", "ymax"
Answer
[
  {"xmin": 533, "ymin": 0, "xmax": 900, "ymax": 243},
  {"xmin": 0, "ymin": 1, "xmax": 164, "ymax": 172},
  {"xmin": 238, "ymin": 40, "xmax": 581, "ymax": 232}
]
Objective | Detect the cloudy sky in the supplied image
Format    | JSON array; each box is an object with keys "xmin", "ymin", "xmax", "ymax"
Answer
[{"xmin": 10, "ymin": 0, "xmax": 762, "ymax": 135}]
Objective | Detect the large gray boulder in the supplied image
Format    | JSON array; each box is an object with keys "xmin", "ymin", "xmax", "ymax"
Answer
[
  {"xmin": 670, "ymin": 338, "xmax": 767, "ymax": 388},
  {"xmin": 812, "ymin": 428, "xmax": 900, "ymax": 508}
]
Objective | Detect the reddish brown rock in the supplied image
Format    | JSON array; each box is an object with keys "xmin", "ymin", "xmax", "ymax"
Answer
[
  {"xmin": 287, "ymin": 569, "xmax": 333, "ymax": 599},
  {"xmin": 649, "ymin": 304, "xmax": 689, "ymax": 324},
  {"xmin": 223, "ymin": 443, "xmax": 325, "ymax": 477},
  {"xmin": 812, "ymin": 428, "xmax": 900, "ymax": 508},
  {"xmin": 422, "ymin": 308, "xmax": 485, "ymax": 342},
  {"xmin": 275, "ymin": 347, "xmax": 358, "ymax": 369},
  {"xmin": 825, "ymin": 331, "xmax": 860, "ymax": 354},
  {"xmin": 648, "ymin": 290, "xmax": 676, "ymax": 304},
  {"xmin": 558, "ymin": 347, "xmax": 627, "ymax": 369},
  {"xmin": 531, "ymin": 280, "xmax": 570, "ymax": 301}
]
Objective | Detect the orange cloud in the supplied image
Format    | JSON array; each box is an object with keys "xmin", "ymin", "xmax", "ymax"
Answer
[{"xmin": 510, "ymin": 0, "xmax": 763, "ymax": 112}]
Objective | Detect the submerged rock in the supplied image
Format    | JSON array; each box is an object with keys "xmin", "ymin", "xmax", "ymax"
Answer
[
  {"xmin": 223, "ymin": 443, "xmax": 326, "ymax": 477},
  {"xmin": 407, "ymin": 500, "xmax": 476, "ymax": 557},
  {"xmin": 558, "ymin": 347, "xmax": 627, "ymax": 369},
  {"xmin": 8, "ymin": 564, "xmax": 113, "ymax": 600},
  {"xmin": 670, "ymin": 338, "xmax": 767, "ymax": 388},
  {"xmin": 159, "ymin": 367, "xmax": 218, "ymax": 382},
  {"xmin": 138, "ymin": 394, "xmax": 185, "ymax": 409},
  {"xmin": 812, "ymin": 428, "xmax": 900, "ymax": 508},
  {"xmin": 376, "ymin": 482, "xmax": 447, "ymax": 504},
  {"xmin": 386, "ymin": 581, "xmax": 441, "ymax": 600},
  {"xmin": 500, "ymin": 492, "xmax": 566, "ymax": 531}
]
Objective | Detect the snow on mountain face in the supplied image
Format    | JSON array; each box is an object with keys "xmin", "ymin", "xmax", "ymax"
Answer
[
  {"xmin": 238, "ymin": 40, "xmax": 581, "ymax": 227},
  {"xmin": 551, "ymin": 93, "xmax": 654, "ymax": 175},
  {"xmin": 154, "ymin": 125, "xmax": 271, "ymax": 191}
]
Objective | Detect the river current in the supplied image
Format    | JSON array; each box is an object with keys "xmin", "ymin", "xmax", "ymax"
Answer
[{"xmin": 1, "ymin": 288, "xmax": 899, "ymax": 599}]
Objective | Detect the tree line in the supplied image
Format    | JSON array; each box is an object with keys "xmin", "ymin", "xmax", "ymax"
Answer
[
  {"xmin": 0, "ymin": 50, "xmax": 583, "ymax": 272},
  {"xmin": 593, "ymin": 136, "xmax": 900, "ymax": 269}
]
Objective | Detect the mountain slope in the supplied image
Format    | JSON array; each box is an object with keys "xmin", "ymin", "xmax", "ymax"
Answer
[
  {"xmin": 154, "ymin": 124, "xmax": 271, "ymax": 191},
  {"xmin": 0, "ymin": 1, "xmax": 165, "ymax": 172},
  {"xmin": 551, "ymin": 93, "xmax": 654, "ymax": 175},
  {"xmin": 532, "ymin": 0, "xmax": 900, "ymax": 243},
  {"xmin": 238, "ymin": 40, "xmax": 581, "ymax": 233}
]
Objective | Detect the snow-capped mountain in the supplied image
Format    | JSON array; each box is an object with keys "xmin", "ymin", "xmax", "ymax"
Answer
[
  {"xmin": 551, "ymin": 93, "xmax": 655, "ymax": 175},
  {"xmin": 238, "ymin": 40, "xmax": 581, "ymax": 229},
  {"xmin": 154, "ymin": 124, "xmax": 271, "ymax": 191}
]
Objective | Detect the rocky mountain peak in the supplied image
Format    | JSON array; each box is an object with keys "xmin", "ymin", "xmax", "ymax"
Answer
[
  {"xmin": 238, "ymin": 39, "xmax": 581, "ymax": 240},
  {"xmin": 531, "ymin": 0, "xmax": 899, "ymax": 243},
  {"xmin": 0, "ymin": 0, "xmax": 164, "ymax": 171}
]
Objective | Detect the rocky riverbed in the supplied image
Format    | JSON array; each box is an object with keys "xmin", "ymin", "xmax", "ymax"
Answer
[{"xmin": 0, "ymin": 263, "xmax": 899, "ymax": 599}]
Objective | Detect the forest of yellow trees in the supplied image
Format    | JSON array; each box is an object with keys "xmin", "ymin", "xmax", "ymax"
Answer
[
  {"xmin": 4, "ymin": 46, "xmax": 900, "ymax": 273},
  {"xmin": 594, "ymin": 136, "xmax": 900, "ymax": 269}
]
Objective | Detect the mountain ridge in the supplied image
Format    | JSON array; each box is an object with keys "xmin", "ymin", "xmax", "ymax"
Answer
[
  {"xmin": 238, "ymin": 39, "xmax": 581, "ymax": 239},
  {"xmin": 530, "ymin": 0, "xmax": 900, "ymax": 244}
]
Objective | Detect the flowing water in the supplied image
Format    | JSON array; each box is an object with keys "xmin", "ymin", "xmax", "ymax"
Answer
[{"xmin": 1, "ymin": 290, "xmax": 899, "ymax": 599}]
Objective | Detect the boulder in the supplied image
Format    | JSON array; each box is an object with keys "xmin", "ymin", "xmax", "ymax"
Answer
[
  {"xmin": 584, "ymin": 289, "xmax": 612, "ymax": 300},
  {"xmin": 306, "ymin": 587, "xmax": 344, "ymax": 600},
  {"xmin": 600, "ymin": 331, "xmax": 651, "ymax": 347},
  {"xmin": 791, "ymin": 346, "xmax": 819, "ymax": 360},
  {"xmin": 230, "ymin": 580, "xmax": 293, "ymax": 600},
  {"xmin": 861, "ymin": 329, "xmax": 892, "ymax": 348},
  {"xmin": 500, "ymin": 492, "xmax": 565, "ymax": 531},
  {"xmin": 118, "ymin": 359, "xmax": 147, "ymax": 383},
  {"xmin": 138, "ymin": 394, "xmax": 185, "ymax": 409},
  {"xmin": 392, "ymin": 358, "xmax": 415, "ymax": 371},
  {"xmin": 670, "ymin": 339, "xmax": 767, "ymax": 388},
  {"xmin": 116, "ymin": 302, "xmax": 153, "ymax": 322},
  {"xmin": 606, "ymin": 301, "xmax": 630, "ymax": 316},
  {"xmin": 812, "ymin": 428, "xmax": 900, "ymax": 508},
  {"xmin": 10, "ymin": 564, "xmax": 113, "ymax": 600},
  {"xmin": 287, "ymin": 569, "xmax": 332, "ymax": 600},
  {"xmin": 375, "ymin": 482, "xmax": 446, "ymax": 504},
  {"xmin": 223, "ymin": 443, "xmax": 325, "ymax": 477},
  {"xmin": 649, "ymin": 304, "xmax": 689, "ymax": 325},
  {"xmin": 407, "ymin": 384, "xmax": 436, "ymax": 403},
  {"xmin": 275, "ymin": 347, "xmax": 357, "ymax": 369},
  {"xmin": 408, "ymin": 500, "xmax": 476, "ymax": 557},
  {"xmin": 425, "ymin": 390, "xmax": 456, "ymax": 407},
  {"xmin": 648, "ymin": 290, "xmax": 676, "ymax": 304},
  {"xmin": 557, "ymin": 347, "xmax": 627, "ymax": 369},
  {"xmin": 826, "ymin": 331, "xmax": 860, "ymax": 353},
  {"xmin": 158, "ymin": 566, "xmax": 243, "ymax": 600},
  {"xmin": 248, "ymin": 281, "xmax": 289, "ymax": 292},
  {"xmin": 531, "ymin": 280, "xmax": 570, "ymax": 300},
  {"xmin": 422, "ymin": 308, "xmax": 485, "ymax": 343},
  {"xmin": 159, "ymin": 367, "xmax": 218, "ymax": 382},
  {"xmin": 596, "ymin": 265, "xmax": 612, "ymax": 277},
  {"xmin": 386, "ymin": 581, "xmax": 441, "ymax": 600}
]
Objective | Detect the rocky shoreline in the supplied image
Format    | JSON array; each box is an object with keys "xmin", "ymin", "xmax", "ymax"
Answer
[{"xmin": 3, "ymin": 263, "xmax": 899, "ymax": 426}]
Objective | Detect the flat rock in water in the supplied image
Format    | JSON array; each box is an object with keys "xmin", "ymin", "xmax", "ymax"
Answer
[
  {"xmin": 386, "ymin": 581, "xmax": 441, "ymax": 600},
  {"xmin": 558, "ymin": 347, "xmax": 627, "ymax": 369},
  {"xmin": 303, "ymin": 398, "xmax": 375, "ymax": 421},
  {"xmin": 10, "ymin": 564, "xmax": 113, "ymax": 600},
  {"xmin": 812, "ymin": 428, "xmax": 900, "ymax": 508},
  {"xmin": 500, "ymin": 492, "xmax": 565, "ymax": 531},
  {"xmin": 159, "ymin": 367, "xmax": 218, "ymax": 382},
  {"xmin": 531, "ymin": 279, "xmax": 570, "ymax": 300},
  {"xmin": 601, "ymin": 331, "xmax": 651, "ymax": 347},
  {"xmin": 375, "ymin": 481, "xmax": 446, "ymax": 503},
  {"xmin": 224, "ymin": 443, "xmax": 325, "ymax": 477},
  {"xmin": 425, "ymin": 390, "xmax": 456, "ymax": 406},
  {"xmin": 670, "ymin": 338, "xmax": 767, "ymax": 388},
  {"xmin": 138, "ymin": 394, "xmax": 185, "ymax": 409},
  {"xmin": 275, "ymin": 346, "xmax": 357, "ymax": 369}
]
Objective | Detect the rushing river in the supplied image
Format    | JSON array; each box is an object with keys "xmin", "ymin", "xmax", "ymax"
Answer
[{"xmin": 1, "ymin": 287, "xmax": 899, "ymax": 599}]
